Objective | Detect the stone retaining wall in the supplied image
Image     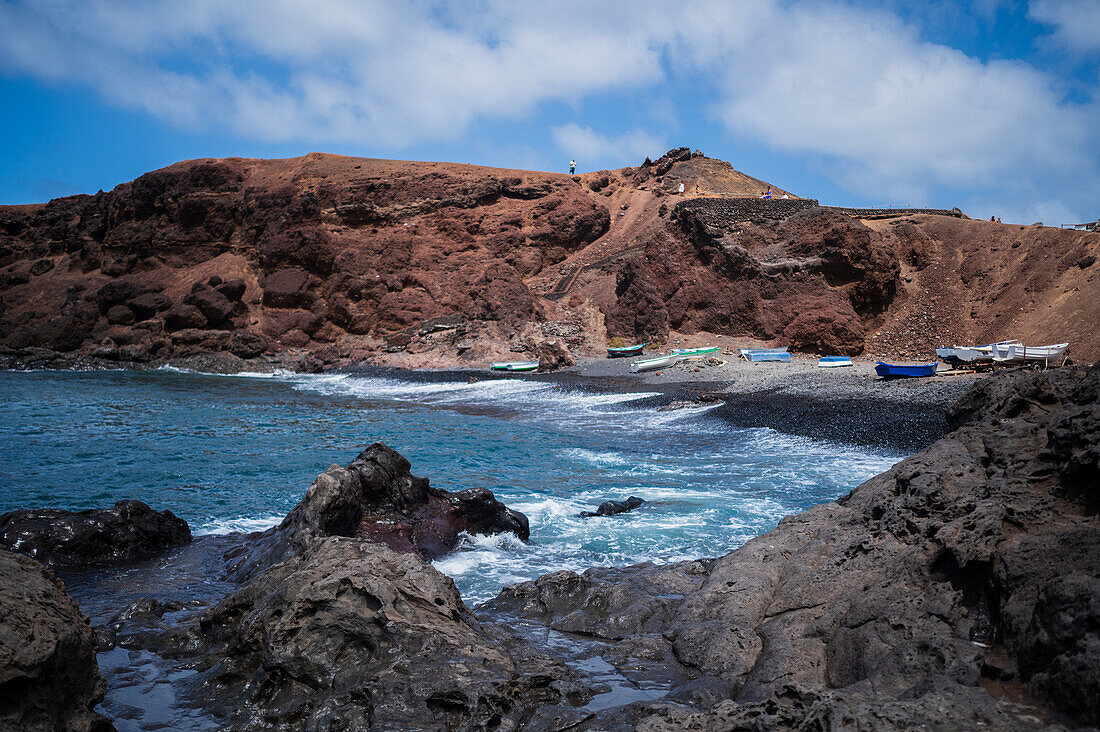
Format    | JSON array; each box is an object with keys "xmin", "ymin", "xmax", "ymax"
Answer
[
  {"xmin": 824, "ymin": 206, "xmax": 964, "ymax": 219},
  {"xmin": 672, "ymin": 197, "xmax": 964, "ymax": 228},
  {"xmin": 672, "ymin": 196, "xmax": 819, "ymax": 226}
]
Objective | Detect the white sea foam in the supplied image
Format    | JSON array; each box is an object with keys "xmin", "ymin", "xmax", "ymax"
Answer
[{"xmin": 194, "ymin": 514, "xmax": 284, "ymax": 535}]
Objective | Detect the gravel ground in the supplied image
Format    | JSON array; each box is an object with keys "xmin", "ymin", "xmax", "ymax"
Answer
[{"xmin": 543, "ymin": 355, "xmax": 983, "ymax": 453}]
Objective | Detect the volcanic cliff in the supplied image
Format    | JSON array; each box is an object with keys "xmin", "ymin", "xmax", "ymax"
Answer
[{"xmin": 1, "ymin": 148, "xmax": 1097, "ymax": 369}]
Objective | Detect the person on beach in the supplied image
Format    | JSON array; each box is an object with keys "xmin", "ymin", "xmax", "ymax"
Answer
[
  {"xmin": 762, "ymin": 187, "xmax": 772, "ymax": 200},
  {"xmin": 569, "ymin": 159, "xmax": 576, "ymax": 175},
  {"xmin": 677, "ymin": 182, "xmax": 685, "ymax": 195}
]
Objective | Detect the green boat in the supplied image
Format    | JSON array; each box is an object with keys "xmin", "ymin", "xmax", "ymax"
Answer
[{"xmin": 671, "ymin": 346, "xmax": 721, "ymax": 358}]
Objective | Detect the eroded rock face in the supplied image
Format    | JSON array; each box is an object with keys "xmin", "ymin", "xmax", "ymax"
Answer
[
  {"xmin": 192, "ymin": 538, "xmax": 587, "ymax": 730},
  {"xmin": 484, "ymin": 366, "xmax": 1100, "ymax": 728},
  {"xmin": 0, "ymin": 549, "xmax": 110, "ymax": 731},
  {"xmin": 604, "ymin": 205, "xmax": 899, "ymax": 355},
  {"xmin": 0, "ymin": 155, "xmax": 609, "ymax": 363},
  {"xmin": 0, "ymin": 499, "xmax": 191, "ymax": 568},
  {"xmin": 227, "ymin": 442, "xmax": 528, "ymax": 581}
]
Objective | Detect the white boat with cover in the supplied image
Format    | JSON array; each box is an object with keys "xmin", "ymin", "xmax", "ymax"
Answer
[{"xmin": 630, "ymin": 354, "xmax": 680, "ymax": 373}]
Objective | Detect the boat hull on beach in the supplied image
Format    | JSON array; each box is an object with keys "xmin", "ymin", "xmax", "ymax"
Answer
[
  {"xmin": 490, "ymin": 361, "xmax": 539, "ymax": 372},
  {"xmin": 990, "ymin": 342, "xmax": 1068, "ymax": 364},
  {"xmin": 606, "ymin": 343, "xmax": 648, "ymax": 358},
  {"xmin": 819, "ymin": 356, "xmax": 853, "ymax": 368},
  {"xmin": 672, "ymin": 346, "xmax": 721, "ymax": 358},
  {"xmin": 875, "ymin": 362, "xmax": 939, "ymax": 379},
  {"xmin": 739, "ymin": 347, "xmax": 790, "ymax": 362},
  {"xmin": 630, "ymin": 354, "xmax": 679, "ymax": 373}
]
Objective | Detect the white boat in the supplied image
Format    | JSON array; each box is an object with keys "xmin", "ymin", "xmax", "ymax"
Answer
[
  {"xmin": 489, "ymin": 361, "xmax": 540, "ymax": 372},
  {"xmin": 630, "ymin": 354, "xmax": 680, "ymax": 373},
  {"xmin": 989, "ymin": 343, "xmax": 1068, "ymax": 364},
  {"xmin": 937, "ymin": 340, "xmax": 1021, "ymax": 364},
  {"xmin": 818, "ymin": 356, "xmax": 853, "ymax": 368}
]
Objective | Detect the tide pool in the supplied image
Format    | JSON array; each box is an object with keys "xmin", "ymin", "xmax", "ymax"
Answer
[{"xmin": 0, "ymin": 368, "xmax": 902, "ymax": 604}]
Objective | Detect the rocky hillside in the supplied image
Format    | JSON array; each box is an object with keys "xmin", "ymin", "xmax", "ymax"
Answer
[{"xmin": 1, "ymin": 148, "xmax": 1097, "ymax": 369}]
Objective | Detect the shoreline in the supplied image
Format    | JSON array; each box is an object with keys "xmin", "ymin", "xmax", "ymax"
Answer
[{"xmin": 2, "ymin": 348, "xmax": 985, "ymax": 452}]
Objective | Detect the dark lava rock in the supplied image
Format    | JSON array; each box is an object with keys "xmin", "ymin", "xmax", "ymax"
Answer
[
  {"xmin": 127, "ymin": 291, "xmax": 171, "ymax": 320},
  {"xmin": 215, "ymin": 278, "xmax": 246, "ymax": 302},
  {"xmin": 0, "ymin": 549, "xmax": 110, "ymax": 731},
  {"xmin": 227, "ymin": 442, "xmax": 529, "ymax": 581},
  {"xmin": 485, "ymin": 366, "xmax": 1100, "ymax": 729},
  {"xmin": 225, "ymin": 330, "xmax": 268, "ymax": 359},
  {"xmin": 192, "ymin": 538, "xmax": 588, "ymax": 730},
  {"xmin": 185, "ymin": 287, "xmax": 234, "ymax": 325},
  {"xmin": 163, "ymin": 302, "xmax": 207, "ymax": 331},
  {"xmin": 0, "ymin": 499, "xmax": 191, "ymax": 569},
  {"xmin": 581, "ymin": 495, "xmax": 646, "ymax": 517},
  {"xmin": 262, "ymin": 267, "xmax": 313, "ymax": 308}
]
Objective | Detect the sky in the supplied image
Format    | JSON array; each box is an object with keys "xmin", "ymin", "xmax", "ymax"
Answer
[{"xmin": 0, "ymin": 0, "xmax": 1097, "ymax": 225}]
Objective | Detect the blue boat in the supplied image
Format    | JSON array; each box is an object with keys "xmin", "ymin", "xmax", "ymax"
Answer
[
  {"xmin": 819, "ymin": 356, "xmax": 853, "ymax": 368},
  {"xmin": 874, "ymin": 361, "xmax": 938, "ymax": 379},
  {"xmin": 607, "ymin": 343, "xmax": 648, "ymax": 358},
  {"xmin": 739, "ymin": 347, "xmax": 791, "ymax": 363}
]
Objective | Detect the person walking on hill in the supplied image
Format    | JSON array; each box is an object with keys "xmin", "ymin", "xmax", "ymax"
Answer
[{"xmin": 569, "ymin": 159, "xmax": 576, "ymax": 175}]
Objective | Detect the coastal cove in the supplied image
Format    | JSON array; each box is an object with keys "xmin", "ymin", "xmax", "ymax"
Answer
[{"xmin": 1, "ymin": 366, "xmax": 904, "ymax": 607}]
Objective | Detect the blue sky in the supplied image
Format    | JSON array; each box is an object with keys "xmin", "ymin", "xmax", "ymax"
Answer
[{"xmin": 1, "ymin": 0, "xmax": 1097, "ymax": 224}]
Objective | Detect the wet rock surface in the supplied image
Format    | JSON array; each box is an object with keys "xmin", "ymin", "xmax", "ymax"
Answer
[
  {"xmin": 581, "ymin": 496, "xmax": 646, "ymax": 517},
  {"xmin": 190, "ymin": 539, "xmax": 589, "ymax": 730},
  {"xmin": 483, "ymin": 366, "xmax": 1100, "ymax": 729},
  {"xmin": 0, "ymin": 499, "xmax": 191, "ymax": 568},
  {"xmin": 0, "ymin": 549, "xmax": 111, "ymax": 731},
  {"xmin": 227, "ymin": 442, "xmax": 528, "ymax": 580}
]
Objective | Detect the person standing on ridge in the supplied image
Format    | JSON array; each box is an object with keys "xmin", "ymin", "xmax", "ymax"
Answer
[{"xmin": 569, "ymin": 159, "xmax": 576, "ymax": 175}]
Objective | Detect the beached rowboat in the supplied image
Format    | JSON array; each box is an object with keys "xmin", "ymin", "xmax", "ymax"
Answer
[
  {"xmin": 672, "ymin": 346, "xmax": 721, "ymax": 358},
  {"xmin": 489, "ymin": 361, "xmax": 540, "ymax": 372},
  {"xmin": 818, "ymin": 356, "xmax": 853, "ymax": 368},
  {"xmin": 606, "ymin": 343, "xmax": 648, "ymax": 358},
  {"xmin": 989, "ymin": 342, "xmax": 1068, "ymax": 364},
  {"xmin": 741, "ymin": 350, "xmax": 791, "ymax": 363},
  {"xmin": 936, "ymin": 340, "xmax": 1020, "ymax": 365},
  {"xmin": 874, "ymin": 362, "xmax": 939, "ymax": 379},
  {"xmin": 738, "ymin": 347, "xmax": 789, "ymax": 360},
  {"xmin": 630, "ymin": 354, "xmax": 680, "ymax": 373}
]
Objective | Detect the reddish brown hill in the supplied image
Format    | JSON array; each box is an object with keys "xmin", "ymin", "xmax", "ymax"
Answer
[{"xmin": 1, "ymin": 148, "xmax": 1097, "ymax": 368}]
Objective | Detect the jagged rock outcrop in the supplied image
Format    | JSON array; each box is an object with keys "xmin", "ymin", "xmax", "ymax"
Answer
[
  {"xmin": 190, "ymin": 539, "xmax": 589, "ymax": 730},
  {"xmin": 93, "ymin": 445, "xmax": 580, "ymax": 729},
  {"xmin": 0, "ymin": 549, "xmax": 111, "ymax": 731},
  {"xmin": 580, "ymin": 495, "xmax": 646, "ymax": 517},
  {"xmin": 604, "ymin": 206, "xmax": 900, "ymax": 355},
  {"xmin": 0, "ymin": 154, "xmax": 609, "ymax": 366},
  {"xmin": 0, "ymin": 499, "xmax": 191, "ymax": 568},
  {"xmin": 484, "ymin": 366, "xmax": 1100, "ymax": 729},
  {"xmin": 226, "ymin": 442, "xmax": 529, "ymax": 581}
]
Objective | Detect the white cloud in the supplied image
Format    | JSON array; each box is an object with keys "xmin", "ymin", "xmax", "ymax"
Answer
[
  {"xmin": 1030, "ymin": 0, "xmax": 1100, "ymax": 54},
  {"xmin": 551, "ymin": 123, "xmax": 666, "ymax": 170},
  {"xmin": 708, "ymin": 4, "xmax": 1096, "ymax": 203},
  {"xmin": 0, "ymin": 0, "xmax": 1096, "ymax": 219}
]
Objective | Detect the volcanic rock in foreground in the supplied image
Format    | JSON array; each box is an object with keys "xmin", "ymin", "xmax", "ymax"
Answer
[
  {"xmin": 0, "ymin": 499, "xmax": 191, "ymax": 568},
  {"xmin": 484, "ymin": 366, "xmax": 1100, "ymax": 729},
  {"xmin": 190, "ymin": 539, "xmax": 588, "ymax": 730},
  {"xmin": 228, "ymin": 442, "xmax": 528, "ymax": 581},
  {"xmin": 0, "ymin": 549, "xmax": 110, "ymax": 731},
  {"xmin": 126, "ymin": 445, "xmax": 581, "ymax": 729}
]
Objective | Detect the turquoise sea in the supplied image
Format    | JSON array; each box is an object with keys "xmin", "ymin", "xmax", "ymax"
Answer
[{"xmin": 0, "ymin": 368, "xmax": 903, "ymax": 604}]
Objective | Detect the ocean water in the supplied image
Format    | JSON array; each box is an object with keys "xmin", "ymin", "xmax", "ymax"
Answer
[{"xmin": 0, "ymin": 368, "xmax": 903, "ymax": 604}]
